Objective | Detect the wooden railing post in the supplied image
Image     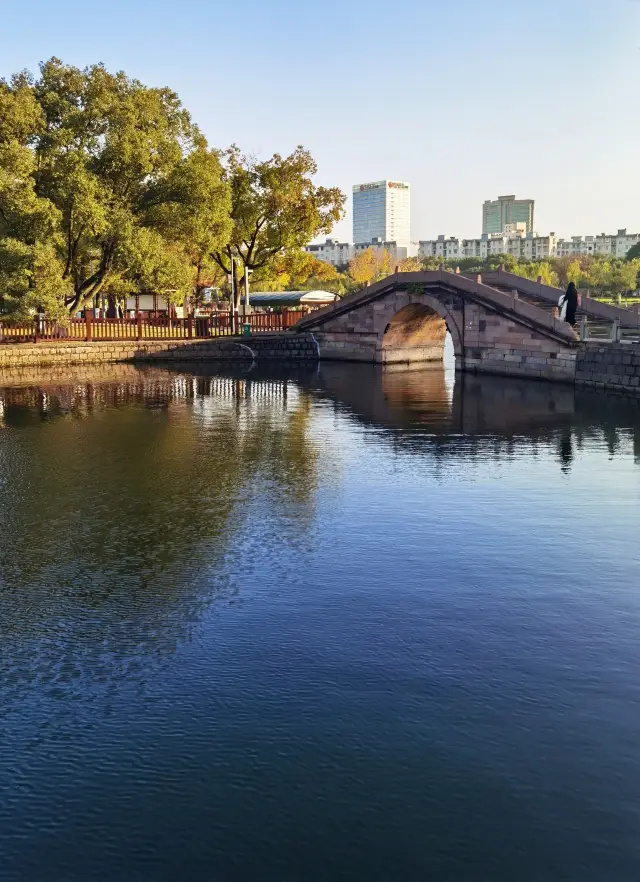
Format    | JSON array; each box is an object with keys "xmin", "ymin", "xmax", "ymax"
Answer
[
  {"xmin": 85, "ymin": 308, "xmax": 92, "ymax": 342},
  {"xmin": 137, "ymin": 312, "xmax": 143, "ymax": 341},
  {"xmin": 188, "ymin": 313, "xmax": 193, "ymax": 339}
]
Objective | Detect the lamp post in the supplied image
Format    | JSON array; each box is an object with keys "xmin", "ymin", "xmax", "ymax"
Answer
[
  {"xmin": 244, "ymin": 266, "xmax": 252, "ymax": 319},
  {"xmin": 228, "ymin": 257, "xmax": 236, "ymax": 329}
]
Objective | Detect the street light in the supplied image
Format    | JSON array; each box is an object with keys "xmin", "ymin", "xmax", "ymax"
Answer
[{"xmin": 243, "ymin": 266, "xmax": 253, "ymax": 318}]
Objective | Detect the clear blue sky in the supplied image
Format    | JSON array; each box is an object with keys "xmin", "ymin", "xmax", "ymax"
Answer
[{"xmin": 2, "ymin": 0, "xmax": 639, "ymax": 241}]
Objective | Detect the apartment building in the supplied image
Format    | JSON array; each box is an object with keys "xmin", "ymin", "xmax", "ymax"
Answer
[
  {"xmin": 420, "ymin": 229, "xmax": 636, "ymax": 262},
  {"xmin": 352, "ymin": 238, "xmax": 409, "ymax": 263},
  {"xmin": 305, "ymin": 238, "xmax": 352, "ymax": 267}
]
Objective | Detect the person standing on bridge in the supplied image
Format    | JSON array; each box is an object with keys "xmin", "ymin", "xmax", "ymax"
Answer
[{"xmin": 559, "ymin": 282, "xmax": 578, "ymax": 326}]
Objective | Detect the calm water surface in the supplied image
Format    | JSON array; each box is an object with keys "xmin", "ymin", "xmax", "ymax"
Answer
[{"xmin": 1, "ymin": 359, "xmax": 639, "ymax": 881}]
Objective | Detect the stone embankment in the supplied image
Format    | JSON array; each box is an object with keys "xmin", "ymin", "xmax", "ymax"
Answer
[
  {"xmin": 0, "ymin": 334, "xmax": 319, "ymax": 368},
  {"xmin": 575, "ymin": 343, "xmax": 640, "ymax": 393}
]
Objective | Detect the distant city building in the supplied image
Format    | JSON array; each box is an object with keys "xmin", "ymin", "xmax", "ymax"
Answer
[
  {"xmin": 352, "ymin": 180, "xmax": 411, "ymax": 246},
  {"xmin": 303, "ymin": 236, "xmax": 409, "ymax": 267},
  {"xmin": 555, "ymin": 229, "xmax": 640, "ymax": 259},
  {"xmin": 305, "ymin": 238, "xmax": 352, "ymax": 267},
  {"xmin": 419, "ymin": 228, "xmax": 638, "ymax": 262},
  {"xmin": 594, "ymin": 229, "xmax": 640, "ymax": 258},
  {"xmin": 419, "ymin": 230, "xmax": 557, "ymax": 262},
  {"xmin": 482, "ymin": 195, "xmax": 535, "ymax": 235},
  {"xmin": 555, "ymin": 236, "xmax": 597, "ymax": 258},
  {"xmin": 353, "ymin": 238, "xmax": 408, "ymax": 263}
]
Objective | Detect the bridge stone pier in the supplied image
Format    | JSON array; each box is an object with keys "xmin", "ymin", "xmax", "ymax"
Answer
[{"xmin": 297, "ymin": 269, "xmax": 579, "ymax": 382}]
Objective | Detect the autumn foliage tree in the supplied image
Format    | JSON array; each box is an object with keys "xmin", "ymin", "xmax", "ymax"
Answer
[
  {"xmin": 347, "ymin": 247, "xmax": 394, "ymax": 288},
  {"xmin": 252, "ymin": 250, "xmax": 344, "ymax": 294}
]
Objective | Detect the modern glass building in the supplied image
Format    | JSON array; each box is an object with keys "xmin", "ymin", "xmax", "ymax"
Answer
[
  {"xmin": 352, "ymin": 180, "xmax": 411, "ymax": 246},
  {"xmin": 482, "ymin": 195, "xmax": 535, "ymax": 235}
]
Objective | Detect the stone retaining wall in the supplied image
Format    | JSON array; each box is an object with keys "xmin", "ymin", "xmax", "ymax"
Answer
[
  {"xmin": 463, "ymin": 345, "xmax": 577, "ymax": 383},
  {"xmin": 576, "ymin": 343, "xmax": 640, "ymax": 392},
  {"xmin": 0, "ymin": 334, "xmax": 319, "ymax": 368}
]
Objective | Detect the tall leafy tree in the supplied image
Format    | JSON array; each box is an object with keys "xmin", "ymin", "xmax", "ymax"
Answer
[
  {"xmin": 0, "ymin": 72, "xmax": 70, "ymax": 316},
  {"xmin": 585, "ymin": 259, "xmax": 639, "ymax": 300},
  {"xmin": 142, "ymin": 144, "xmax": 231, "ymax": 300},
  {"xmin": 512, "ymin": 260, "xmax": 559, "ymax": 287},
  {"xmin": 0, "ymin": 58, "xmax": 232, "ymax": 316},
  {"xmin": 212, "ymin": 146, "xmax": 345, "ymax": 307}
]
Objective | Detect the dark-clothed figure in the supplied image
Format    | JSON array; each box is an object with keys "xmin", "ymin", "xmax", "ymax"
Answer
[{"xmin": 560, "ymin": 282, "xmax": 578, "ymax": 326}]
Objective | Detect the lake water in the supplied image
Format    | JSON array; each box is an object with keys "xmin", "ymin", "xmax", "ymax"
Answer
[{"xmin": 1, "ymin": 358, "xmax": 639, "ymax": 881}]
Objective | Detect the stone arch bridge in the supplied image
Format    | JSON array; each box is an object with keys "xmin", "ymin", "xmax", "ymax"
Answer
[{"xmin": 296, "ymin": 268, "xmax": 638, "ymax": 382}]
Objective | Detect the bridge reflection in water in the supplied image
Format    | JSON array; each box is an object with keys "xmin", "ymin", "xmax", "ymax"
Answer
[{"xmin": 1, "ymin": 360, "xmax": 639, "ymax": 466}]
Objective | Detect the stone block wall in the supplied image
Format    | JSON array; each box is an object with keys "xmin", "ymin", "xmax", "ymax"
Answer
[
  {"xmin": 312, "ymin": 331, "xmax": 379, "ymax": 363},
  {"xmin": 461, "ymin": 304, "xmax": 577, "ymax": 381},
  {"xmin": 576, "ymin": 343, "xmax": 640, "ymax": 392},
  {"xmin": 0, "ymin": 334, "xmax": 319, "ymax": 369}
]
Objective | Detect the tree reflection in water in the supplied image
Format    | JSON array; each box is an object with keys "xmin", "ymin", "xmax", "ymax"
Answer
[
  {"xmin": 1, "ymin": 361, "xmax": 639, "ymax": 717},
  {"xmin": 0, "ymin": 364, "xmax": 322, "ymax": 711}
]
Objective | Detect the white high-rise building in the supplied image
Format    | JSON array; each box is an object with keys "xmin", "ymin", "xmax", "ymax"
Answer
[{"xmin": 352, "ymin": 180, "xmax": 411, "ymax": 246}]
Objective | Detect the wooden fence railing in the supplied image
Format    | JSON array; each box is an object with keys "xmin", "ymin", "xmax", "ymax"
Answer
[{"xmin": 0, "ymin": 310, "xmax": 306, "ymax": 344}]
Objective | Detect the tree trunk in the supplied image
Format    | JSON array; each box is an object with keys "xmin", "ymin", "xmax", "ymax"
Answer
[{"xmin": 106, "ymin": 294, "xmax": 118, "ymax": 319}]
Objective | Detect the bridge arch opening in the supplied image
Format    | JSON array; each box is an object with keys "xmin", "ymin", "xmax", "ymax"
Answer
[{"xmin": 381, "ymin": 303, "xmax": 451, "ymax": 365}]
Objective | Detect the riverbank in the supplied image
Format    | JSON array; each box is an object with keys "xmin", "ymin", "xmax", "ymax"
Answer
[
  {"xmin": 1, "ymin": 335, "xmax": 640, "ymax": 396},
  {"xmin": 0, "ymin": 334, "xmax": 318, "ymax": 368}
]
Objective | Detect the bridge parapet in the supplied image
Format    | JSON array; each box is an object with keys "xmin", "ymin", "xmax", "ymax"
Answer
[{"xmin": 480, "ymin": 268, "xmax": 640, "ymax": 329}]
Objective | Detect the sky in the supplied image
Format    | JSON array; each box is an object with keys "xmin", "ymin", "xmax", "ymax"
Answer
[{"xmin": 2, "ymin": 0, "xmax": 639, "ymax": 243}]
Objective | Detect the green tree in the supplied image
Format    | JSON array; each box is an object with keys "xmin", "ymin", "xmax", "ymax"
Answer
[
  {"xmin": 625, "ymin": 242, "xmax": 640, "ymax": 262},
  {"xmin": 0, "ymin": 73, "xmax": 70, "ymax": 317},
  {"xmin": 475, "ymin": 254, "xmax": 520, "ymax": 273},
  {"xmin": 213, "ymin": 146, "xmax": 345, "ymax": 308},
  {"xmin": 586, "ymin": 259, "xmax": 639, "ymax": 300},
  {"xmin": 420, "ymin": 256, "xmax": 444, "ymax": 271},
  {"xmin": 512, "ymin": 260, "xmax": 559, "ymax": 287},
  {"xmin": 142, "ymin": 144, "xmax": 231, "ymax": 300},
  {"xmin": 1, "ymin": 58, "xmax": 232, "ymax": 317}
]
